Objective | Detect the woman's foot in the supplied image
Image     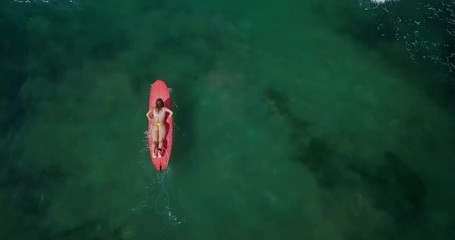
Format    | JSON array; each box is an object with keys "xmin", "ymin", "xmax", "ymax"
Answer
[
  {"xmin": 151, "ymin": 140, "xmax": 158, "ymax": 158},
  {"xmin": 157, "ymin": 149, "xmax": 162, "ymax": 158},
  {"xmin": 152, "ymin": 152, "xmax": 157, "ymax": 158}
]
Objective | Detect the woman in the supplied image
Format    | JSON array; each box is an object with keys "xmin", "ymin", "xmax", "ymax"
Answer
[{"xmin": 146, "ymin": 98, "xmax": 173, "ymax": 158}]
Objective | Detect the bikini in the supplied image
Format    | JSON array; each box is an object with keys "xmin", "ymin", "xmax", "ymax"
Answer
[{"xmin": 153, "ymin": 109, "xmax": 165, "ymax": 127}]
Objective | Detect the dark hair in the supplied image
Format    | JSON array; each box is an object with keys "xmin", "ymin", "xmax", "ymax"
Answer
[{"xmin": 155, "ymin": 98, "xmax": 164, "ymax": 111}]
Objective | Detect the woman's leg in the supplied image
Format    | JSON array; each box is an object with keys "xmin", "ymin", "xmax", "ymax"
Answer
[
  {"xmin": 158, "ymin": 124, "xmax": 167, "ymax": 157},
  {"xmin": 151, "ymin": 125, "xmax": 159, "ymax": 158}
]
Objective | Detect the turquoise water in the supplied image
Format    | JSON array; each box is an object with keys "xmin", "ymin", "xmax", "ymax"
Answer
[{"xmin": 1, "ymin": 0, "xmax": 455, "ymax": 239}]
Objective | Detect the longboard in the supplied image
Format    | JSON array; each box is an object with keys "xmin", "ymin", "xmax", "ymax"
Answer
[{"xmin": 148, "ymin": 80, "xmax": 173, "ymax": 171}]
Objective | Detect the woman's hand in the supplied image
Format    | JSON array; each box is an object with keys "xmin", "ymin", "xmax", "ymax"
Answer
[{"xmin": 164, "ymin": 107, "xmax": 173, "ymax": 118}]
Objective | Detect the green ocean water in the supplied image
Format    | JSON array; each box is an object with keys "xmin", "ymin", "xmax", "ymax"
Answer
[{"xmin": 1, "ymin": 0, "xmax": 455, "ymax": 239}]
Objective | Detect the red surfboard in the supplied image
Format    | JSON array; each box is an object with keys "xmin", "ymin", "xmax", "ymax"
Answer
[{"xmin": 148, "ymin": 80, "xmax": 173, "ymax": 171}]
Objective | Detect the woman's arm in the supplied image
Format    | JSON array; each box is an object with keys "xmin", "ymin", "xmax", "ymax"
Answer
[
  {"xmin": 165, "ymin": 107, "xmax": 173, "ymax": 118},
  {"xmin": 146, "ymin": 109, "xmax": 153, "ymax": 120}
]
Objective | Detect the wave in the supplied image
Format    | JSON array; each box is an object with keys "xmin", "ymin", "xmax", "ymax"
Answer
[{"xmin": 362, "ymin": 0, "xmax": 455, "ymax": 89}]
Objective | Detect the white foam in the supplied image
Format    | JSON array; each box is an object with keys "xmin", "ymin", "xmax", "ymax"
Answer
[{"xmin": 371, "ymin": 0, "xmax": 389, "ymax": 3}]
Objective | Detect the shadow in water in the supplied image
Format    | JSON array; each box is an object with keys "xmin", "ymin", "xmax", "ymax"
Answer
[
  {"xmin": 350, "ymin": 151, "xmax": 427, "ymax": 225},
  {"xmin": 263, "ymin": 86, "xmax": 431, "ymax": 237}
]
